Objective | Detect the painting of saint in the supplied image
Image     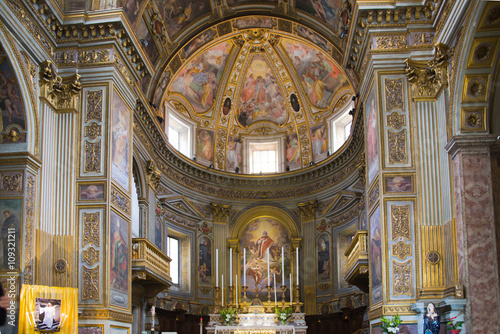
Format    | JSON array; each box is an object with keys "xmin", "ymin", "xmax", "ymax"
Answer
[
  {"xmin": 110, "ymin": 211, "xmax": 129, "ymax": 307},
  {"xmin": 118, "ymin": 0, "xmax": 145, "ymax": 28},
  {"xmin": 153, "ymin": 70, "xmax": 171, "ymax": 108},
  {"xmin": 35, "ymin": 298, "xmax": 61, "ymax": 330},
  {"xmin": 290, "ymin": 94, "xmax": 300, "ymax": 112},
  {"xmin": 226, "ymin": 136, "xmax": 241, "ymax": 172},
  {"xmin": 365, "ymin": 84, "xmax": 379, "ymax": 185},
  {"xmin": 169, "ymin": 42, "xmax": 231, "ymax": 114},
  {"xmin": 294, "ymin": 25, "xmax": 331, "ymax": 53},
  {"xmin": 282, "ymin": 39, "xmax": 349, "ymax": 109},
  {"xmin": 286, "ymin": 133, "xmax": 301, "ymax": 171},
  {"xmin": 198, "ymin": 236, "xmax": 212, "ymax": 283},
  {"xmin": 240, "ymin": 217, "xmax": 290, "ymax": 303},
  {"xmin": 155, "ymin": 0, "xmax": 211, "ymax": 39},
  {"xmin": 155, "ymin": 218, "xmax": 162, "ymax": 250},
  {"xmin": 236, "ymin": 55, "xmax": 288, "ymax": 127},
  {"xmin": 296, "ymin": 0, "xmax": 342, "ymax": 31},
  {"xmin": 317, "ymin": 233, "xmax": 330, "ymax": 281},
  {"xmin": 112, "ymin": 92, "xmax": 130, "ymax": 192},
  {"xmin": 0, "ymin": 56, "xmax": 26, "ymax": 142},
  {"xmin": 370, "ymin": 206, "xmax": 383, "ymax": 304},
  {"xmin": 196, "ymin": 129, "xmax": 214, "ymax": 166},
  {"xmin": 339, "ymin": 0, "xmax": 353, "ymax": 37},
  {"xmin": 181, "ymin": 29, "xmax": 216, "ymax": 59},
  {"xmin": 79, "ymin": 184, "xmax": 104, "ymax": 200},
  {"xmin": 137, "ymin": 18, "xmax": 159, "ymax": 65},
  {"xmin": 310, "ymin": 124, "xmax": 328, "ymax": 162},
  {"xmin": 385, "ymin": 176, "xmax": 413, "ymax": 193},
  {"xmin": 0, "ymin": 199, "xmax": 21, "ymax": 269}
]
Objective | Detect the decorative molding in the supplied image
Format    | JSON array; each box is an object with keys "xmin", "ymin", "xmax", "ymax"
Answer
[
  {"xmin": 388, "ymin": 130, "xmax": 407, "ymax": 164},
  {"xmin": 461, "ymin": 107, "xmax": 487, "ymax": 133},
  {"xmin": 111, "ymin": 186, "xmax": 130, "ymax": 215},
  {"xmin": 318, "ymin": 284, "xmax": 331, "ymax": 291},
  {"xmin": 393, "ymin": 259, "xmax": 412, "ymax": 296},
  {"xmin": 82, "ymin": 212, "xmax": 100, "ymax": 248},
  {"xmin": 200, "ymin": 287, "xmax": 212, "ymax": 295},
  {"xmin": 39, "ymin": 60, "xmax": 82, "ymax": 111},
  {"xmin": 84, "ymin": 140, "xmax": 101, "ymax": 173},
  {"xmin": 215, "ymin": 128, "xmax": 228, "ymax": 170},
  {"xmin": 0, "ymin": 171, "xmax": 23, "ymax": 194},
  {"xmin": 82, "ymin": 247, "xmax": 100, "ymax": 266},
  {"xmin": 426, "ymin": 251, "xmax": 440, "ymax": 265},
  {"xmin": 82, "ymin": 265, "xmax": 100, "ymax": 300},
  {"xmin": 405, "ymin": 44, "xmax": 454, "ymax": 100},
  {"xmin": 375, "ymin": 36, "xmax": 407, "ymax": 50},
  {"xmin": 211, "ymin": 203, "xmax": 232, "ymax": 223},
  {"xmin": 392, "ymin": 241, "xmax": 411, "ymax": 260},
  {"xmin": 384, "ymin": 78, "xmax": 404, "ymax": 111},
  {"xmin": 54, "ymin": 259, "xmax": 67, "ymax": 273},
  {"xmin": 24, "ymin": 174, "xmax": 36, "ymax": 284},
  {"xmin": 368, "ymin": 182, "xmax": 379, "ymax": 210},
  {"xmin": 85, "ymin": 122, "xmax": 102, "ymax": 141},
  {"xmin": 146, "ymin": 160, "xmax": 162, "ymax": 191},
  {"xmin": 297, "ymin": 200, "xmax": 318, "ymax": 223},
  {"xmin": 391, "ymin": 205, "xmax": 411, "ymax": 241}
]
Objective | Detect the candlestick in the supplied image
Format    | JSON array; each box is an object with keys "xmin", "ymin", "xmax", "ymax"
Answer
[
  {"xmin": 281, "ymin": 247, "xmax": 285, "ymax": 286},
  {"xmin": 229, "ymin": 286, "xmax": 233, "ymax": 308},
  {"xmin": 222, "ymin": 274, "xmax": 224, "ymax": 307},
  {"xmin": 235, "ymin": 274, "xmax": 238, "ymax": 308},
  {"xmin": 281, "ymin": 285, "xmax": 286, "ymax": 306},
  {"xmin": 274, "ymin": 274, "xmax": 277, "ymax": 308},
  {"xmin": 294, "ymin": 285, "xmax": 301, "ymax": 313},
  {"xmin": 243, "ymin": 248, "xmax": 247, "ymax": 286},
  {"xmin": 230, "ymin": 248, "xmax": 233, "ymax": 286},
  {"xmin": 296, "ymin": 247, "xmax": 299, "ymax": 283},
  {"xmin": 216, "ymin": 249, "xmax": 219, "ymax": 287},
  {"xmin": 266, "ymin": 285, "xmax": 272, "ymax": 313},
  {"xmin": 290, "ymin": 273, "xmax": 292, "ymax": 305},
  {"xmin": 214, "ymin": 287, "xmax": 221, "ymax": 313},
  {"xmin": 242, "ymin": 286, "xmax": 248, "ymax": 313},
  {"xmin": 267, "ymin": 248, "xmax": 270, "ymax": 279}
]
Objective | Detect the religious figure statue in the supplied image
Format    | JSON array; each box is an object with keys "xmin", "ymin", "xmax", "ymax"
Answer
[{"xmin": 424, "ymin": 302, "xmax": 440, "ymax": 334}]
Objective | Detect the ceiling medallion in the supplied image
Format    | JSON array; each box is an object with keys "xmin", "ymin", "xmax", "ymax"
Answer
[{"xmin": 243, "ymin": 29, "xmax": 269, "ymax": 44}]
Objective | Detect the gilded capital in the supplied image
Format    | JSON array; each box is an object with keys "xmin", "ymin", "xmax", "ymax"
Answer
[
  {"xmin": 297, "ymin": 200, "xmax": 318, "ymax": 222},
  {"xmin": 39, "ymin": 60, "xmax": 82, "ymax": 111},
  {"xmin": 147, "ymin": 160, "xmax": 162, "ymax": 191},
  {"xmin": 211, "ymin": 203, "xmax": 232, "ymax": 223}
]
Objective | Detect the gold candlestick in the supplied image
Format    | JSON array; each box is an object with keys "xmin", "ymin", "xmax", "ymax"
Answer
[
  {"xmin": 214, "ymin": 287, "xmax": 221, "ymax": 313},
  {"xmin": 294, "ymin": 285, "xmax": 301, "ymax": 313},
  {"xmin": 242, "ymin": 286, "xmax": 248, "ymax": 313},
  {"xmin": 281, "ymin": 285, "xmax": 286, "ymax": 307},
  {"xmin": 229, "ymin": 286, "xmax": 234, "ymax": 309},
  {"xmin": 266, "ymin": 285, "xmax": 273, "ymax": 312}
]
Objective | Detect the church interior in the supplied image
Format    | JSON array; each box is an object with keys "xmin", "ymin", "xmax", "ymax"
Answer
[{"xmin": 0, "ymin": 0, "xmax": 499, "ymax": 333}]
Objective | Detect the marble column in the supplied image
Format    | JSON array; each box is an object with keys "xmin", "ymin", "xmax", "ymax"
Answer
[{"xmin": 446, "ymin": 134, "xmax": 500, "ymax": 333}]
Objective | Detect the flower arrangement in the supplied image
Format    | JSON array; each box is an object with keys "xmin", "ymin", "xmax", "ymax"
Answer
[
  {"xmin": 380, "ymin": 314, "xmax": 402, "ymax": 333},
  {"xmin": 220, "ymin": 308, "xmax": 236, "ymax": 325},
  {"xmin": 275, "ymin": 307, "xmax": 293, "ymax": 325},
  {"xmin": 447, "ymin": 316, "xmax": 463, "ymax": 333}
]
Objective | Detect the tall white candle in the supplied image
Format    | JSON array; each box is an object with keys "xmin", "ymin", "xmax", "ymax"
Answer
[
  {"xmin": 230, "ymin": 248, "xmax": 233, "ymax": 286},
  {"xmin": 274, "ymin": 274, "xmax": 277, "ymax": 307},
  {"xmin": 281, "ymin": 247, "xmax": 285, "ymax": 286},
  {"xmin": 243, "ymin": 248, "xmax": 247, "ymax": 286},
  {"xmin": 296, "ymin": 247, "xmax": 299, "ymax": 284},
  {"xmin": 267, "ymin": 248, "xmax": 270, "ymax": 286},
  {"xmin": 216, "ymin": 249, "xmax": 219, "ymax": 287},
  {"xmin": 290, "ymin": 273, "xmax": 292, "ymax": 305},
  {"xmin": 222, "ymin": 274, "xmax": 224, "ymax": 307},
  {"xmin": 236, "ymin": 274, "xmax": 238, "ymax": 308}
]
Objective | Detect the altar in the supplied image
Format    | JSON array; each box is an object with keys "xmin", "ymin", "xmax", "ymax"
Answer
[
  {"xmin": 206, "ymin": 312, "xmax": 307, "ymax": 334},
  {"xmin": 214, "ymin": 324, "xmax": 295, "ymax": 334}
]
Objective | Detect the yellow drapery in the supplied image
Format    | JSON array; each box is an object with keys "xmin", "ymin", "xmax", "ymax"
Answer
[{"xmin": 18, "ymin": 284, "xmax": 78, "ymax": 334}]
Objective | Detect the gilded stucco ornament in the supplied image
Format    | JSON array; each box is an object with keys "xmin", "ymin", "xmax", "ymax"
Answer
[
  {"xmin": 405, "ymin": 44, "xmax": 454, "ymax": 100},
  {"xmin": 39, "ymin": 60, "xmax": 82, "ymax": 111},
  {"xmin": 147, "ymin": 160, "xmax": 162, "ymax": 191},
  {"xmin": 391, "ymin": 205, "xmax": 411, "ymax": 241},
  {"xmin": 297, "ymin": 200, "xmax": 317, "ymax": 222},
  {"xmin": 211, "ymin": 203, "xmax": 232, "ymax": 223}
]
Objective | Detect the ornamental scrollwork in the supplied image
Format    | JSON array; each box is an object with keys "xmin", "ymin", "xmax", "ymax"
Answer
[
  {"xmin": 82, "ymin": 212, "xmax": 100, "ymax": 248},
  {"xmin": 393, "ymin": 259, "xmax": 412, "ymax": 296},
  {"xmin": 39, "ymin": 60, "xmax": 81, "ymax": 110},
  {"xmin": 85, "ymin": 122, "xmax": 101, "ymax": 141},
  {"xmin": 391, "ymin": 205, "xmax": 411, "ymax": 241},
  {"xmin": 0, "ymin": 172, "xmax": 23, "ymax": 194},
  {"xmin": 82, "ymin": 247, "xmax": 100, "ymax": 266},
  {"xmin": 82, "ymin": 265, "xmax": 100, "ymax": 300},
  {"xmin": 392, "ymin": 240, "xmax": 411, "ymax": 260},
  {"xmin": 376, "ymin": 36, "xmax": 407, "ymax": 49},
  {"xmin": 84, "ymin": 140, "xmax": 101, "ymax": 173},
  {"xmin": 24, "ymin": 174, "xmax": 36, "ymax": 284},
  {"xmin": 388, "ymin": 130, "xmax": 407, "ymax": 164},
  {"xmin": 387, "ymin": 112, "xmax": 405, "ymax": 130},
  {"xmin": 147, "ymin": 160, "xmax": 162, "ymax": 191},
  {"xmin": 85, "ymin": 90, "xmax": 103, "ymax": 122},
  {"xmin": 385, "ymin": 78, "xmax": 404, "ymax": 111}
]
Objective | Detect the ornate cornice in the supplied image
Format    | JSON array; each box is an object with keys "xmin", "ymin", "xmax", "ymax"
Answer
[{"xmin": 39, "ymin": 60, "xmax": 81, "ymax": 112}]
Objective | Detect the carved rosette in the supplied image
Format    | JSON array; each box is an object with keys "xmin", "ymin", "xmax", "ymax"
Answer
[
  {"xmin": 82, "ymin": 212, "xmax": 100, "ymax": 248},
  {"xmin": 388, "ymin": 130, "xmax": 407, "ymax": 164},
  {"xmin": 297, "ymin": 200, "xmax": 318, "ymax": 222},
  {"xmin": 211, "ymin": 203, "xmax": 232, "ymax": 223},
  {"xmin": 393, "ymin": 260, "xmax": 412, "ymax": 296},
  {"xmin": 391, "ymin": 205, "xmax": 411, "ymax": 240},
  {"xmin": 405, "ymin": 44, "xmax": 454, "ymax": 100}
]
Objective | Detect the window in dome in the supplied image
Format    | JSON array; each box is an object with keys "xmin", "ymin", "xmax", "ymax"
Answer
[
  {"xmin": 248, "ymin": 141, "xmax": 279, "ymax": 174},
  {"xmin": 167, "ymin": 112, "xmax": 192, "ymax": 157},
  {"xmin": 168, "ymin": 236, "xmax": 179, "ymax": 284},
  {"xmin": 330, "ymin": 110, "xmax": 353, "ymax": 152}
]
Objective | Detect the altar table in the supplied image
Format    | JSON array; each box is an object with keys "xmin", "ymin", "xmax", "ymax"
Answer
[{"xmin": 214, "ymin": 325, "xmax": 295, "ymax": 334}]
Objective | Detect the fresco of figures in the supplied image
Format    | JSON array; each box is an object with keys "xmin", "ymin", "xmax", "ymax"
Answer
[
  {"xmin": 237, "ymin": 55, "xmax": 288, "ymax": 127},
  {"xmin": 370, "ymin": 206, "xmax": 383, "ymax": 304},
  {"xmin": 317, "ymin": 233, "xmax": 330, "ymax": 282},
  {"xmin": 310, "ymin": 124, "xmax": 328, "ymax": 162},
  {"xmin": 365, "ymin": 83, "xmax": 379, "ymax": 185},
  {"xmin": 137, "ymin": 18, "xmax": 159, "ymax": 65},
  {"xmin": 282, "ymin": 39, "xmax": 349, "ymax": 109},
  {"xmin": 169, "ymin": 42, "xmax": 231, "ymax": 114},
  {"xmin": 155, "ymin": 0, "xmax": 211, "ymax": 38},
  {"xmin": 296, "ymin": 0, "xmax": 342, "ymax": 32},
  {"xmin": 118, "ymin": 0, "xmax": 145, "ymax": 28},
  {"xmin": 198, "ymin": 236, "xmax": 212, "ymax": 284},
  {"xmin": 228, "ymin": 0, "xmax": 276, "ymax": 6},
  {"xmin": 111, "ymin": 91, "xmax": 131, "ymax": 192},
  {"xmin": 233, "ymin": 17, "xmax": 275, "ymax": 30},
  {"xmin": 226, "ymin": 136, "xmax": 242, "ymax": 172},
  {"xmin": 286, "ymin": 133, "xmax": 301, "ymax": 171},
  {"xmin": 110, "ymin": 211, "xmax": 129, "ymax": 308},
  {"xmin": 0, "ymin": 54, "xmax": 26, "ymax": 143},
  {"xmin": 294, "ymin": 25, "xmax": 331, "ymax": 53},
  {"xmin": 240, "ymin": 217, "xmax": 291, "ymax": 303},
  {"xmin": 196, "ymin": 129, "xmax": 215, "ymax": 166},
  {"xmin": 0, "ymin": 198, "xmax": 21, "ymax": 269},
  {"xmin": 182, "ymin": 29, "xmax": 217, "ymax": 59},
  {"xmin": 153, "ymin": 70, "xmax": 171, "ymax": 108}
]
